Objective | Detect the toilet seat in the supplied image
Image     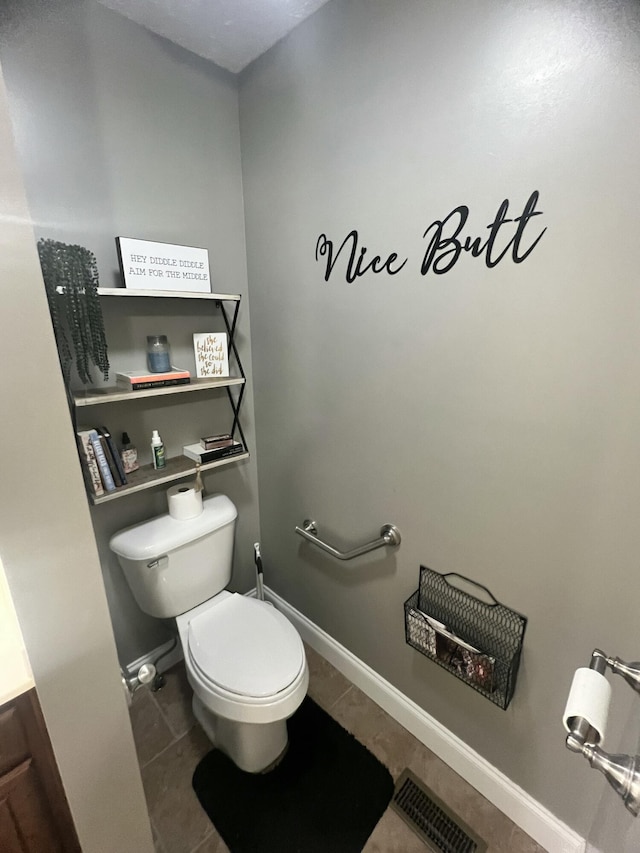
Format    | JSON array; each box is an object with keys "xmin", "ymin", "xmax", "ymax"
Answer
[
  {"xmin": 177, "ymin": 592, "xmax": 310, "ymax": 726},
  {"xmin": 187, "ymin": 593, "xmax": 305, "ymax": 698}
]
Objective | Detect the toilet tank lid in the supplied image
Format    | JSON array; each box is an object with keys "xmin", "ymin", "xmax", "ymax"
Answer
[{"xmin": 109, "ymin": 493, "xmax": 237, "ymax": 561}]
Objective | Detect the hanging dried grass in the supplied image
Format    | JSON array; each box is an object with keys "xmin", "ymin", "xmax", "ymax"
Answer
[{"xmin": 38, "ymin": 238, "xmax": 110, "ymax": 385}]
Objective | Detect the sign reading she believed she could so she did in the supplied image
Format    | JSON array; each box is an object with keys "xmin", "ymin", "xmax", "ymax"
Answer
[
  {"xmin": 193, "ymin": 332, "xmax": 229, "ymax": 379},
  {"xmin": 117, "ymin": 237, "xmax": 211, "ymax": 293}
]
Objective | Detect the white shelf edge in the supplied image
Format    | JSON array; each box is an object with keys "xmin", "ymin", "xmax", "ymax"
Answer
[
  {"xmin": 96, "ymin": 287, "xmax": 241, "ymax": 301},
  {"xmin": 74, "ymin": 376, "xmax": 245, "ymax": 407},
  {"xmin": 90, "ymin": 452, "xmax": 250, "ymax": 505}
]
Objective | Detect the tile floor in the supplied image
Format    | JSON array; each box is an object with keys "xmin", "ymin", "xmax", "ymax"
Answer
[{"xmin": 129, "ymin": 644, "xmax": 547, "ymax": 853}]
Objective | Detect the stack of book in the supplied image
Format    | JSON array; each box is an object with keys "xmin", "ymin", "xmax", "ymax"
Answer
[
  {"xmin": 116, "ymin": 367, "xmax": 191, "ymax": 391},
  {"xmin": 183, "ymin": 433, "xmax": 244, "ymax": 464},
  {"xmin": 76, "ymin": 426, "xmax": 129, "ymax": 496}
]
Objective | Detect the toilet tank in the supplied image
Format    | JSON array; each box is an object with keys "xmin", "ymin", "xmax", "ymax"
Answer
[{"xmin": 109, "ymin": 493, "xmax": 237, "ymax": 618}]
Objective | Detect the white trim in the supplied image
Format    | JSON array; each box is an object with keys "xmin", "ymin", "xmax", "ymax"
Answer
[{"xmin": 262, "ymin": 585, "xmax": 585, "ymax": 853}]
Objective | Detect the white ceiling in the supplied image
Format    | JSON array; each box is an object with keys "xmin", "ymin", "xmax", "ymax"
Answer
[{"xmin": 98, "ymin": 0, "xmax": 332, "ymax": 74}]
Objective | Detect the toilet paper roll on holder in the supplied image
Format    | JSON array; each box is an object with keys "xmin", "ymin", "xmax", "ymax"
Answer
[{"xmin": 565, "ymin": 648, "xmax": 640, "ymax": 815}]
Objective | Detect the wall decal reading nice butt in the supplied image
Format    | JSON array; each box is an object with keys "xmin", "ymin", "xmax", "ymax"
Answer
[{"xmin": 315, "ymin": 191, "xmax": 546, "ymax": 284}]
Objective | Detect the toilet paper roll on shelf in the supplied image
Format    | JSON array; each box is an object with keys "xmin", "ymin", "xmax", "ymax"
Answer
[
  {"xmin": 167, "ymin": 483, "xmax": 203, "ymax": 520},
  {"xmin": 563, "ymin": 666, "xmax": 612, "ymax": 744}
]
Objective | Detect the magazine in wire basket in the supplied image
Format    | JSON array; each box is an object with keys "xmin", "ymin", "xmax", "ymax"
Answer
[{"xmin": 404, "ymin": 567, "xmax": 527, "ymax": 709}]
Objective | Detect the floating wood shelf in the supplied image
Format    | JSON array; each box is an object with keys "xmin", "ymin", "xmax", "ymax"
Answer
[
  {"xmin": 73, "ymin": 376, "xmax": 245, "ymax": 407},
  {"xmin": 89, "ymin": 451, "xmax": 250, "ymax": 505},
  {"xmin": 96, "ymin": 287, "xmax": 241, "ymax": 301}
]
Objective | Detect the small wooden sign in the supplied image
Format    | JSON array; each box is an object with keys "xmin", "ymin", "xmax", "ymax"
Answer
[
  {"xmin": 116, "ymin": 237, "xmax": 211, "ymax": 293},
  {"xmin": 193, "ymin": 332, "xmax": 229, "ymax": 378}
]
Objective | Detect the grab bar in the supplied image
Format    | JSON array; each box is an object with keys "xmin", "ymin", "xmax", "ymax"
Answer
[{"xmin": 295, "ymin": 519, "xmax": 401, "ymax": 561}]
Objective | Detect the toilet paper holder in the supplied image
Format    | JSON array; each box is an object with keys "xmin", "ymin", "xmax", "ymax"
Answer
[{"xmin": 565, "ymin": 648, "xmax": 640, "ymax": 815}]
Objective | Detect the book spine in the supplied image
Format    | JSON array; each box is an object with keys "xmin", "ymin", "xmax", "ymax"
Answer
[
  {"xmin": 118, "ymin": 377, "xmax": 191, "ymax": 390},
  {"xmin": 98, "ymin": 434, "xmax": 124, "ymax": 486},
  {"xmin": 89, "ymin": 430, "xmax": 117, "ymax": 491},
  {"xmin": 188, "ymin": 444, "xmax": 244, "ymax": 464},
  {"xmin": 98, "ymin": 426, "xmax": 128, "ymax": 485},
  {"xmin": 76, "ymin": 432, "xmax": 104, "ymax": 497},
  {"xmin": 200, "ymin": 433, "xmax": 233, "ymax": 450},
  {"xmin": 116, "ymin": 368, "xmax": 190, "ymax": 383}
]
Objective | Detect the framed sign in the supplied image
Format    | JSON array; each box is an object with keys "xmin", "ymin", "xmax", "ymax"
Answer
[
  {"xmin": 116, "ymin": 237, "xmax": 211, "ymax": 293},
  {"xmin": 193, "ymin": 332, "xmax": 229, "ymax": 378}
]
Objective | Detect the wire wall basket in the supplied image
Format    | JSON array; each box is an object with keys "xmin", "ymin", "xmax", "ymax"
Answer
[{"xmin": 404, "ymin": 566, "xmax": 527, "ymax": 710}]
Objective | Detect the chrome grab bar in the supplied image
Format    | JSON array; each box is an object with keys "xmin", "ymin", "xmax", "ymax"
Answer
[{"xmin": 295, "ymin": 519, "xmax": 401, "ymax": 561}]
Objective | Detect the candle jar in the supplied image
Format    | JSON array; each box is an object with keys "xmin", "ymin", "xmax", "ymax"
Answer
[{"xmin": 147, "ymin": 335, "xmax": 171, "ymax": 373}]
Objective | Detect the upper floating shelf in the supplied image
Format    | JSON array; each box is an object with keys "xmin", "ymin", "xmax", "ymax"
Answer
[
  {"xmin": 73, "ymin": 376, "xmax": 245, "ymax": 407},
  {"xmin": 96, "ymin": 287, "xmax": 241, "ymax": 301}
]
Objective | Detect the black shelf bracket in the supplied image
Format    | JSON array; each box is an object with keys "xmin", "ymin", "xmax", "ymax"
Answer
[{"xmin": 218, "ymin": 297, "xmax": 247, "ymax": 451}]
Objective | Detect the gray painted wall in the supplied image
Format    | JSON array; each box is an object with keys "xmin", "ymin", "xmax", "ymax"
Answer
[
  {"xmin": 0, "ymin": 61, "xmax": 154, "ymax": 853},
  {"xmin": 3, "ymin": 0, "xmax": 640, "ymax": 841},
  {"xmin": 239, "ymin": 0, "xmax": 640, "ymax": 835},
  {"xmin": 0, "ymin": 0, "xmax": 261, "ymax": 667}
]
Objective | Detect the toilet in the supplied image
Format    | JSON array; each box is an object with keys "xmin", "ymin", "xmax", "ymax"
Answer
[{"xmin": 109, "ymin": 493, "xmax": 309, "ymax": 773}]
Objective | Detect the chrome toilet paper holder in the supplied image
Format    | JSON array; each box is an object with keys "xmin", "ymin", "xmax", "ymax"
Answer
[{"xmin": 565, "ymin": 649, "xmax": 640, "ymax": 815}]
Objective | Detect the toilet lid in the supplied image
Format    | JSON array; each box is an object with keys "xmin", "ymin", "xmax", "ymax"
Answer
[{"xmin": 187, "ymin": 594, "xmax": 304, "ymax": 697}]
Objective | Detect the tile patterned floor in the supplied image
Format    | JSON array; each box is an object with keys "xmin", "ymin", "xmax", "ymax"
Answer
[{"xmin": 129, "ymin": 645, "xmax": 547, "ymax": 853}]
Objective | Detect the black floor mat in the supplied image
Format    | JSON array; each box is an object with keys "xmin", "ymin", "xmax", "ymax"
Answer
[{"xmin": 192, "ymin": 696, "xmax": 394, "ymax": 852}]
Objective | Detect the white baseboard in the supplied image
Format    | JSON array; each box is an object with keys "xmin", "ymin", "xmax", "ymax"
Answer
[{"xmin": 263, "ymin": 585, "xmax": 585, "ymax": 853}]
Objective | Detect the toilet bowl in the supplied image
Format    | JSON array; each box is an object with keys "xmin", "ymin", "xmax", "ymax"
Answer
[
  {"xmin": 177, "ymin": 591, "xmax": 309, "ymax": 771},
  {"xmin": 109, "ymin": 493, "xmax": 308, "ymax": 773}
]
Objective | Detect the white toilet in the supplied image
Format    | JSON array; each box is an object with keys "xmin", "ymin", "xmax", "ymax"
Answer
[{"xmin": 109, "ymin": 493, "xmax": 309, "ymax": 773}]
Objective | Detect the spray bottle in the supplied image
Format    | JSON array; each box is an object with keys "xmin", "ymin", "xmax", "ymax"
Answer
[{"xmin": 151, "ymin": 429, "xmax": 166, "ymax": 470}]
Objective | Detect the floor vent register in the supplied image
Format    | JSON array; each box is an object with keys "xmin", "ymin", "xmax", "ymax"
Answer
[{"xmin": 390, "ymin": 769, "xmax": 487, "ymax": 853}]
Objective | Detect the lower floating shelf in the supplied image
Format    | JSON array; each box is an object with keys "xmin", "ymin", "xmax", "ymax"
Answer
[{"xmin": 90, "ymin": 451, "xmax": 249, "ymax": 505}]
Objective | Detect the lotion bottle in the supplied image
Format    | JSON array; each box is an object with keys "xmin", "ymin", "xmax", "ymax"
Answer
[{"xmin": 151, "ymin": 429, "xmax": 166, "ymax": 470}]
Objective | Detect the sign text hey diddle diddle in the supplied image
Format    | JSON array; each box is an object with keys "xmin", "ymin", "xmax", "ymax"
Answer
[{"xmin": 315, "ymin": 191, "xmax": 546, "ymax": 284}]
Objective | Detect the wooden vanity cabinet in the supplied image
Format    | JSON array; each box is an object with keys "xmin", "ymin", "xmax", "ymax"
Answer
[{"xmin": 0, "ymin": 689, "xmax": 80, "ymax": 852}]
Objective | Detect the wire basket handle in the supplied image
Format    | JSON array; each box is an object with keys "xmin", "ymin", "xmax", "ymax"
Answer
[{"xmin": 441, "ymin": 572, "xmax": 500, "ymax": 607}]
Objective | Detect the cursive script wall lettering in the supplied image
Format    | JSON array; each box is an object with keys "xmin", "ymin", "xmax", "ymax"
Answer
[
  {"xmin": 315, "ymin": 230, "xmax": 407, "ymax": 283},
  {"xmin": 315, "ymin": 191, "xmax": 546, "ymax": 284}
]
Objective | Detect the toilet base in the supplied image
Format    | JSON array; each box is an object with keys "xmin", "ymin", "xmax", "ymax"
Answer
[{"xmin": 192, "ymin": 694, "xmax": 289, "ymax": 773}]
